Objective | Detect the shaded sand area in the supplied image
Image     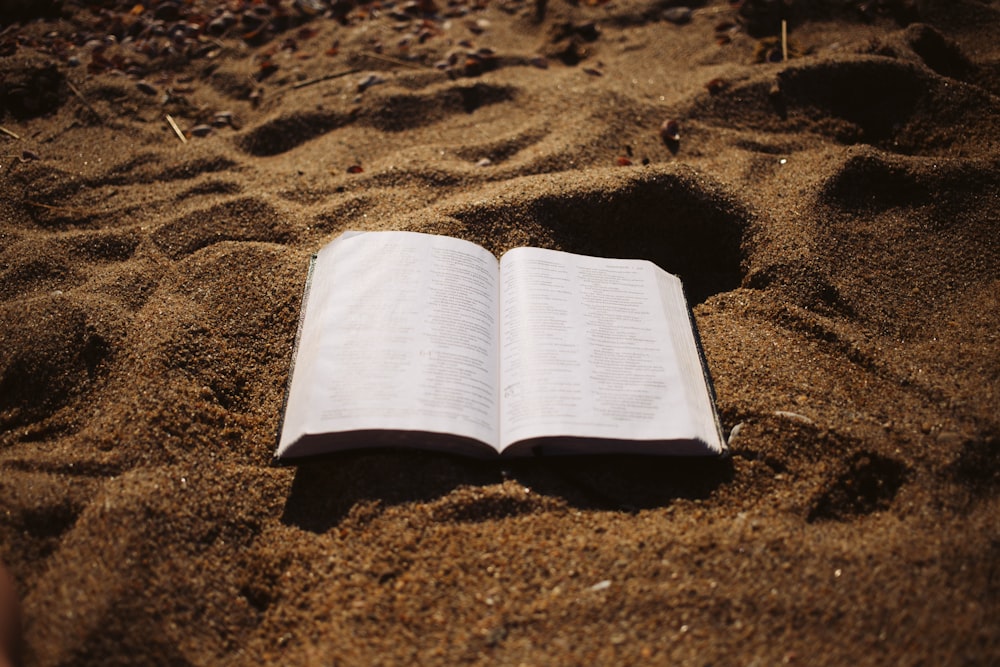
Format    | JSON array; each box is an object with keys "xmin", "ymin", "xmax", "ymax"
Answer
[{"xmin": 1, "ymin": 0, "xmax": 999, "ymax": 664}]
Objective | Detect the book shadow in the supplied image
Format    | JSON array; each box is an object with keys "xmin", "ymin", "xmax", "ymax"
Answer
[
  {"xmin": 280, "ymin": 451, "xmax": 733, "ymax": 533},
  {"xmin": 507, "ymin": 454, "xmax": 734, "ymax": 512}
]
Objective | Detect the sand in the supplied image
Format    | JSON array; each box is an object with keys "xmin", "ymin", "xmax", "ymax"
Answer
[{"xmin": 1, "ymin": 0, "xmax": 998, "ymax": 664}]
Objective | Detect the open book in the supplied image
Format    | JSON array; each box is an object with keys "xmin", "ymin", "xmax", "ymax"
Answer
[{"xmin": 275, "ymin": 231, "xmax": 725, "ymax": 460}]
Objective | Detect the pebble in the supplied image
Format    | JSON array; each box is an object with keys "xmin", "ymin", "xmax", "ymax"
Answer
[
  {"xmin": 294, "ymin": 0, "xmax": 327, "ymax": 16},
  {"xmin": 705, "ymin": 77, "xmax": 727, "ymax": 95},
  {"xmin": 213, "ymin": 111, "xmax": 235, "ymax": 127},
  {"xmin": 357, "ymin": 73, "xmax": 386, "ymax": 92},
  {"xmin": 207, "ymin": 12, "xmax": 237, "ymax": 35},
  {"xmin": 190, "ymin": 124, "xmax": 212, "ymax": 137},
  {"xmin": 660, "ymin": 118, "xmax": 680, "ymax": 142},
  {"xmin": 662, "ymin": 7, "xmax": 692, "ymax": 24},
  {"xmin": 153, "ymin": 1, "xmax": 181, "ymax": 22}
]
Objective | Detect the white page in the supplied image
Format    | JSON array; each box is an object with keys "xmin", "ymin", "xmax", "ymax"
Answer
[
  {"xmin": 277, "ymin": 231, "xmax": 500, "ymax": 456},
  {"xmin": 498, "ymin": 247, "xmax": 711, "ymax": 451}
]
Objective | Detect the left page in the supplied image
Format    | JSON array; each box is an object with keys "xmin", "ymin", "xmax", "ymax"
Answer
[{"xmin": 276, "ymin": 231, "xmax": 501, "ymax": 460}]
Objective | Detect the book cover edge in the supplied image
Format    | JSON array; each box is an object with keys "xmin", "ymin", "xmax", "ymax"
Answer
[
  {"xmin": 272, "ymin": 253, "xmax": 319, "ymax": 464},
  {"xmin": 684, "ymin": 294, "xmax": 729, "ymax": 458}
]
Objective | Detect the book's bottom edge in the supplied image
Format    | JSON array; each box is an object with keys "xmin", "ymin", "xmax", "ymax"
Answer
[
  {"xmin": 275, "ymin": 430, "xmax": 500, "ymax": 463},
  {"xmin": 274, "ymin": 431, "xmax": 725, "ymax": 464},
  {"xmin": 502, "ymin": 435, "xmax": 725, "ymax": 458}
]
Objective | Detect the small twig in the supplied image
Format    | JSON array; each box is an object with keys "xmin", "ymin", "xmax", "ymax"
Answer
[
  {"xmin": 292, "ymin": 68, "xmax": 362, "ymax": 90},
  {"xmin": 165, "ymin": 114, "xmax": 188, "ymax": 144},
  {"xmin": 362, "ymin": 52, "xmax": 427, "ymax": 70},
  {"xmin": 781, "ymin": 20, "xmax": 788, "ymax": 62},
  {"xmin": 26, "ymin": 200, "xmax": 101, "ymax": 217},
  {"xmin": 66, "ymin": 80, "xmax": 104, "ymax": 123},
  {"xmin": 0, "ymin": 125, "xmax": 21, "ymax": 140}
]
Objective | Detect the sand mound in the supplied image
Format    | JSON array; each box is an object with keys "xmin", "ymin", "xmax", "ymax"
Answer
[{"xmin": 1, "ymin": 0, "xmax": 998, "ymax": 664}]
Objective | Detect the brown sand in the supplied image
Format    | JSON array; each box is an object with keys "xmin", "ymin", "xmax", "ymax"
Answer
[{"xmin": 1, "ymin": 0, "xmax": 998, "ymax": 664}]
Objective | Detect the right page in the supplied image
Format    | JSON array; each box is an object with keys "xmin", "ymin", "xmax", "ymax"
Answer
[{"xmin": 498, "ymin": 247, "xmax": 724, "ymax": 456}]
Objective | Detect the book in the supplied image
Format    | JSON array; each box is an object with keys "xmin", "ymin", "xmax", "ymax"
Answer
[{"xmin": 275, "ymin": 231, "xmax": 726, "ymax": 460}]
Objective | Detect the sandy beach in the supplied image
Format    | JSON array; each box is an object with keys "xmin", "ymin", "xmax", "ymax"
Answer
[{"xmin": 1, "ymin": 0, "xmax": 998, "ymax": 664}]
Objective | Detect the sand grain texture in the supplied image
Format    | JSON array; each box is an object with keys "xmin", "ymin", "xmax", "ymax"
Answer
[{"xmin": 1, "ymin": 0, "xmax": 998, "ymax": 664}]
